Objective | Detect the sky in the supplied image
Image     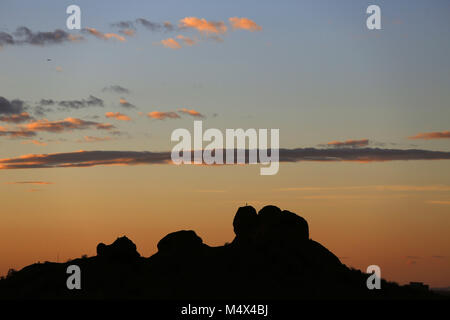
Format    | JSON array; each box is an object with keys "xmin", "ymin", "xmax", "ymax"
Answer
[{"xmin": 0, "ymin": 0, "xmax": 449, "ymax": 287}]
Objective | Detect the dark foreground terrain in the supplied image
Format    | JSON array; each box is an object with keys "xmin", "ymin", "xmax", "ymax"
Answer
[{"xmin": 0, "ymin": 205, "xmax": 445, "ymax": 299}]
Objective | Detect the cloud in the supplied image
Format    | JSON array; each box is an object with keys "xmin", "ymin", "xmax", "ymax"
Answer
[
  {"xmin": 32, "ymin": 96, "xmax": 104, "ymax": 116},
  {"xmin": 102, "ymin": 85, "xmax": 130, "ymax": 95},
  {"xmin": 178, "ymin": 108, "xmax": 204, "ymax": 118},
  {"xmin": 0, "ymin": 150, "xmax": 172, "ymax": 169},
  {"xmin": 79, "ymin": 136, "xmax": 112, "ymax": 143},
  {"xmin": 110, "ymin": 21, "xmax": 137, "ymax": 36},
  {"xmin": 6, "ymin": 181, "xmax": 52, "ymax": 185},
  {"xmin": 1, "ymin": 147, "xmax": 450, "ymax": 170},
  {"xmin": 179, "ymin": 17, "xmax": 227, "ymax": 35},
  {"xmin": 96, "ymin": 123, "xmax": 115, "ymax": 130},
  {"xmin": 276, "ymin": 147, "xmax": 450, "ymax": 163},
  {"xmin": 120, "ymin": 29, "xmax": 135, "ymax": 36},
  {"xmin": 58, "ymin": 95, "xmax": 104, "ymax": 109},
  {"xmin": 147, "ymin": 111, "xmax": 180, "ymax": 120},
  {"xmin": 409, "ymin": 131, "xmax": 450, "ymax": 140},
  {"xmin": 21, "ymin": 118, "xmax": 114, "ymax": 133},
  {"xmin": 427, "ymin": 200, "xmax": 450, "ymax": 205},
  {"xmin": 277, "ymin": 185, "xmax": 450, "ymax": 192},
  {"xmin": 0, "ymin": 112, "xmax": 33, "ymax": 123},
  {"xmin": 0, "ymin": 126, "xmax": 36, "ymax": 138},
  {"xmin": 326, "ymin": 139, "xmax": 369, "ymax": 148},
  {"xmin": 229, "ymin": 17, "xmax": 262, "ymax": 32},
  {"xmin": 160, "ymin": 37, "xmax": 181, "ymax": 49},
  {"xmin": 176, "ymin": 35, "xmax": 197, "ymax": 46},
  {"xmin": 0, "ymin": 32, "xmax": 14, "ymax": 47},
  {"xmin": 111, "ymin": 21, "xmax": 135, "ymax": 29},
  {"xmin": 135, "ymin": 19, "xmax": 175, "ymax": 32},
  {"xmin": 38, "ymin": 99, "xmax": 55, "ymax": 106},
  {"xmin": 83, "ymin": 28, "xmax": 126, "ymax": 42},
  {"xmin": 0, "ymin": 27, "xmax": 83, "ymax": 48},
  {"xmin": 105, "ymin": 112, "xmax": 131, "ymax": 121},
  {"xmin": 21, "ymin": 139, "xmax": 47, "ymax": 146},
  {"xmin": 119, "ymin": 98, "xmax": 136, "ymax": 109},
  {"xmin": 0, "ymin": 97, "xmax": 26, "ymax": 115},
  {"xmin": 163, "ymin": 22, "xmax": 176, "ymax": 32}
]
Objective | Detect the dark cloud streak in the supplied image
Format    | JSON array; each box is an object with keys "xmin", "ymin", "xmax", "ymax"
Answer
[{"xmin": 1, "ymin": 147, "xmax": 450, "ymax": 170}]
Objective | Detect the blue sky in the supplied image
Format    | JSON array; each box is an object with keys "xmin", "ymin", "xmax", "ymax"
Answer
[{"xmin": 1, "ymin": 0, "xmax": 449, "ymax": 154}]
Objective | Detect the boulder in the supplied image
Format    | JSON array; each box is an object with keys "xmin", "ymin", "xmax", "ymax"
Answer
[
  {"xmin": 96, "ymin": 236, "xmax": 140, "ymax": 261},
  {"xmin": 233, "ymin": 205, "xmax": 258, "ymax": 238},
  {"xmin": 157, "ymin": 230, "xmax": 204, "ymax": 255}
]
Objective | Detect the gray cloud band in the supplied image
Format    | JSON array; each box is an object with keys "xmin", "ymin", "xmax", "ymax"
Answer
[{"xmin": 1, "ymin": 148, "xmax": 450, "ymax": 170}]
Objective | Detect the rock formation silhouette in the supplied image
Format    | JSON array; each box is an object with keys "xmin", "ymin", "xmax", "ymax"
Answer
[{"xmin": 0, "ymin": 205, "xmax": 444, "ymax": 299}]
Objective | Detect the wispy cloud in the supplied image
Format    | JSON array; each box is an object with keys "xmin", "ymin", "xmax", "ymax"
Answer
[
  {"xmin": 176, "ymin": 35, "xmax": 197, "ymax": 46},
  {"xmin": 179, "ymin": 17, "xmax": 227, "ymax": 35},
  {"xmin": 409, "ymin": 130, "xmax": 450, "ymax": 140},
  {"xmin": 229, "ymin": 17, "xmax": 262, "ymax": 32},
  {"xmin": 0, "ymin": 112, "xmax": 33, "ymax": 123},
  {"xmin": 0, "ymin": 27, "xmax": 83, "ymax": 48},
  {"xmin": 427, "ymin": 200, "xmax": 450, "ymax": 205},
  {"xmin": 6, "ymin": 181, "xmax": 53, "ymax": 185},
  {"xmin": 83, "ymin": 28, "xmax": 126, "ymax": 42},
  {"xmin": 280, "ymin": 185, "xmax": 450, "ymax": 192},
  {"xmin": 21, "ymin": 139, "xmax": 47, "ymax": 146},
  {"xmin": 57, "ymin": 95, "xmax": 104, "ymax": 110},
  {"xmin": 0, "ymin": 126, "xmax": 36, "ymax": 138},
  {"xmin": 147, "ymin": 111, "xmax": 180, "ymax": 120},
  {"xmin": 326, "ymin": 139, "xmax": 369, "ymax": 148},
  {"xmin": 79, "ymin": 136, "xmax": 112, "ymax": 143},
  {"xmin": 160, "ymin": 37, "xmax": 181, "ymax": 49},
  {"xmin": 21, "ymin": 118, "xmax": 114, "ymax": 133},
  {"xmin": 102, "ymin": 85, "xmax": 130, "ymax": 95},
  {"xmin": 178, "ymin": 108, "xmax": 204, "ymax": 118},
  {"xmin": 119, "ymin": 98, "xmax": 136, "ymax": 109},
  {"xmin": 105, "ymin": 112, "xmax": 131, "ymax": 121}
]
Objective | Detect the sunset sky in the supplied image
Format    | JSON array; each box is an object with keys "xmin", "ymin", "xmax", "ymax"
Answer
[{"xmin": 1, "ymin": 0, "xmax": 449, "ymax": 287}]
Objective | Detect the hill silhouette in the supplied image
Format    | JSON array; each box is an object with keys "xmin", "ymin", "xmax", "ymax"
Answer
[{"xmin": 0, "ymin": 205, "xmax": 445, "ymax": 299}]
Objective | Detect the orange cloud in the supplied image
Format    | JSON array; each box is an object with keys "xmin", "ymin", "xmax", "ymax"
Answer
[
  {"xmin": 96, "ymin": 123, "xmax": 115, "ymax": 130},
  {"xmin": 119, "ymin": 98, "xmax": 135, "ymax": 108},
  {"xmin": 0, "ymin": 112, "xmax": 32, "ymax": 123},
  {"xmin": 22, "ymin": 118, "xmax": 115, "ymax": 133},
  {"xmin": 105, "ymin": 112, "xmax": 131, "ymax": 121},
  {"xmin": 0, "ymin": 125, "xmax": 36, "ymax": 138},
  {"xmin": 427, "ymin": 200, "xmax": 450, "ymax": 205},
  {"xmin": 178, "ymin": 108, "xmax": 204, "ymax": 118},
  {"xmin": 161, "ymin": 38, "xmax": 181, "ymax": 49},
  {"xmin": 179, "ymin": 17, "xmax": 227, "ymax": 34},
  {"xmin": 147, "ymin": 111, "xmax": 180, "ymax": 120},
  {"xmin": 84, "ymin": 27, "xmax": 126, "ymax": 42},
  {"xmin": 327, "ymin": 139, "xmax": 369, "ymax": 148},
  {"xmin": 121, "ymin": 29, "xmax": 135, "ymax": 36},
  {"xmin": 81, "ymin": 136, "xmax": 112, "ymax": 143},
  {"xmin": 176, "ymin": 35, "xmax": 197, "ymax": 46},
  {"xmin": 21, "ymin": 139, "xmax": 47, "ymax": 146},
  {"xmin": 6, "ymin": 181, "xmax": 52, "ymax": 185},
  {"xmin": 408, "ymin": 131, "xmax": 450, "ymax": 140},
  {"xmin": 229, "ymin": 17, "xmax": 262, "ymax": 32}
]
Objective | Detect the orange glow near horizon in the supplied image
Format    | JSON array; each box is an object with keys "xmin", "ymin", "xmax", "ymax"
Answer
[{"xmin": 0, "ymin": 161, "xmax": 449, "ymax": 288}]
